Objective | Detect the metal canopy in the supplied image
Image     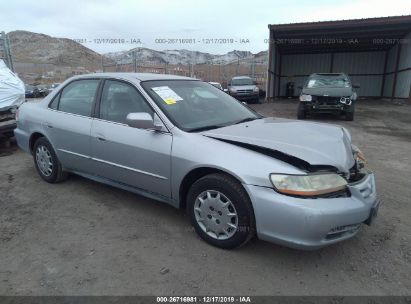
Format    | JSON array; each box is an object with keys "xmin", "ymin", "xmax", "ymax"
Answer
[{"xmin": 269, "ymin": 15, "xmax": 411, "ymax": 54}]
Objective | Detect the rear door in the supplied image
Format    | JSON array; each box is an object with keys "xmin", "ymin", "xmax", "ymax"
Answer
[
  {"xmin": 90, "ymin": 79, "xmax": 172, "ymax": 198},
  {"xmin": 45, "ymin": 79, "xmax": 100, "ymax": 173}
]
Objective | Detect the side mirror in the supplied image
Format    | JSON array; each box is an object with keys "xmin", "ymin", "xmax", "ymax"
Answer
[
  {"xmin": 353, "ymin": 84, "xmax": 360, "ymax": 89},
  {"xmin": 126, "ymin": 112, "xmax": 163, "ymax": 130}
]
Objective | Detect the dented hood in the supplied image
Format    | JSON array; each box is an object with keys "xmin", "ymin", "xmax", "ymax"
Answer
[{"xmin": 202, "ymin": 117, "xmax": 355, "ymax": 172}]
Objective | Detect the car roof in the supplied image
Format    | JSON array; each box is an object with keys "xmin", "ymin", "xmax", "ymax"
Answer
[{"xmin": 71, "ymin": 72, "xmax": 198, "ymax": 82}]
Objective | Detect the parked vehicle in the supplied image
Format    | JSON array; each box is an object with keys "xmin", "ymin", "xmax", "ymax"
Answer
[
  {"xmin": 228, "ymin": 76, "xmax": 260, "ymax": 103},
  {"xmin": 14, "ymin": 73, "xmax": 379, "ymax": 250},
  {"xmin": 0, "ymin": 60, "xmax": 25, "ymax": 139},
  {"xmin": 25, "ymin": 85, "xmax": 41, "ymax": 98},
  {"xmin": 37, "ymin": 85, "xmax": 50, "ymax": 97},
  {"xmin": 298, "ymin": 73, "xmax": 359, "ymax": 121}
]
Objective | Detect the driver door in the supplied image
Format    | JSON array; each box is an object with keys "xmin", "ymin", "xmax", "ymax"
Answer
[{"xmin": 90, "ymin": 79, "xmax": 172, "ymax": 198}]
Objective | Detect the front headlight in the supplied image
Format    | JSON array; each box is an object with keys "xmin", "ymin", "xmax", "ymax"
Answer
[
  {"xmin": 299, "ymin": 94, "xmax": 312, "ymax": 102},
  {"xmin": 253, "ymin": 87, "xmax": 259, "ymax": 92},
  {"xmin": 229, "ymin": 88, "xmax": 237, "ymax": 93},
  {"xmin": 270, "ymin": 173, "xmax": 347, "ymax": 197}
]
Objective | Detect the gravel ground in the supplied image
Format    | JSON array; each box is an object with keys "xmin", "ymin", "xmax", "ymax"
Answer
[{"xmin": 0, "ymin": 99, "xmax": 410, "ymax": 296}]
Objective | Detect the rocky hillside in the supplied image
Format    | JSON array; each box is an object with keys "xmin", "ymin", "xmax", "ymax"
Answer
[
  {"xmin": 7, "ymin": 30, "xmax": 104, "ymax": 69},
  {"xmin": 105, "ymin": 48, "xmax": 268, "ymax": 66},
  {"xmin": 7, "ymin": 30, "xmax": 268, "ymax": 68}
]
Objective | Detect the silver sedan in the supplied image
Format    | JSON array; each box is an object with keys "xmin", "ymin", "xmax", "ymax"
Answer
[{"xmin": 14, "ymin": 73, "xmax": 379, "ymax": 249}]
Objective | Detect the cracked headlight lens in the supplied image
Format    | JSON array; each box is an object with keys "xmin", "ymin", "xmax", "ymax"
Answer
[{"xmin": 270, "ymin": 173, "xmax": 347, "ymax": 197}]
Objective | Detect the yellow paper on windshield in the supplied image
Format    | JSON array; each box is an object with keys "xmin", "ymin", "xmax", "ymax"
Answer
[
  {"xmin": 164, "ymin": 98, "xmax": 176, "ymax": 105},
  {"xmin": 152, "ymin": 86, "xmax": 183, "ymax": 105}
]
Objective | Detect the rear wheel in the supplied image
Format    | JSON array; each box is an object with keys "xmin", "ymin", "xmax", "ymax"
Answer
[
  {"xmin": 297, "ymin": 103, "xmax": 306, "ymax": 119},
  {"xmin": 187, "ymin": 173, "xmax": 255, "ymax": 249},
  {"xmin": 33, "ymin": 137, "xmax": 68, "ymax": 183}
]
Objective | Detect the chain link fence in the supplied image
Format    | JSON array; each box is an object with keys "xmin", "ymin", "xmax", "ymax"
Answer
[{"xmin": 101, "ymin": 61, "xmax": 267, "ymax": 89}]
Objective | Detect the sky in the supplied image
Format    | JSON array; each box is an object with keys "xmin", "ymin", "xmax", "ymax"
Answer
[{"xmin": 2, "ymin": 0, "xmax": 411, "ymax": 55}]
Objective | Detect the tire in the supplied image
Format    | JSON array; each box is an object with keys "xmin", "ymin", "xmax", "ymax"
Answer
[
  {"xmin": 345, "ymin": 106, "xmax": 355, "ymax": 121},
  {"xmin": 187, "ymin": 173, "xmax": 255, "ymax": 249},
  {"xmin": 297, "ymin": 103, "xmax": 306, "ymax": 119},
  {"xmin": 33, "ymin": 137, "xmax": 68, "ymax": 183}
]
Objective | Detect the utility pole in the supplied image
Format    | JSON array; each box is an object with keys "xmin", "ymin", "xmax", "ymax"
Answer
[
  {"xmin": 132, "ymin": 50, "xmax": 137, "ymax": 72},
  {"xmin": 101, "ymin": 55, "xmax": 104, "ymax": 72},
  {"xmin": 189, "ymin": 64, "xmax": 193, "ymax": 78},
  {"xmin": 0, "ymin": 31, "xmax": 14, "ymax": 71},
  {"xmin": 251, "ymin": 61, "xmax": 256, "ymax": 79}
]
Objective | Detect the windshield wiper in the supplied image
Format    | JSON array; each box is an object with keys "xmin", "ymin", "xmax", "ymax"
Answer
[
  {"xmin": 188, "ymin": 124, "xmax": 227, "ymax": 132},
  {"xmin": 188, "ymin": 117, "xmax": 261, "ymax": 132},
  {"xmin": 233, "ymin": 117, "xmax": 260, "ymax": 125}
]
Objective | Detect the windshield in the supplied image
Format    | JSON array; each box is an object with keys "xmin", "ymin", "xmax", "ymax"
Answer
[
  {"xmin": 231, "ymin": 78, "xmax": 254, "ymax": 86},
  {"xmin": 306, "ymin": 75, "xmax": 350, "ymax": 88},
  {"xmin": 142, "ymin": 80, "xmax": 260, "ymax": 132}
]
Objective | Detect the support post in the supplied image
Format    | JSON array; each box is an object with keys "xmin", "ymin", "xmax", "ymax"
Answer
[
  {"xmin": 391, "ymin": 43, "xmax": 402, "ymax": 100},
  {"xmin": 381, "ymin": 50, "xmax": 388, "ymax": 97}
]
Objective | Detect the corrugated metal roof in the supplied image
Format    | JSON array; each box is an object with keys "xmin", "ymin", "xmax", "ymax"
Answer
[
  {"xmin": 269, "ymin": 15, "xmax": 411, "ymax": 29},
  {"xmin": 268, "ymin": 15, "xmax": 411, "ymax": 53}
]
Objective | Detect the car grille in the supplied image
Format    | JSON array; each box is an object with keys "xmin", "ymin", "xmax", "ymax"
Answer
[
  {"xmin": 315, "ymin": 96, "xmax": 341, "ymax": 105},
  {"xmin": 237, "ymin": 89, "xmax": 253, "ymax": 93}
]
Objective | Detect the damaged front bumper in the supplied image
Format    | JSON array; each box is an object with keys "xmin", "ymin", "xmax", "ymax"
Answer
[
  {"xmin": 244, "ymin": 171, "xmax": 378, "ymax": 250},
  {"xmin": 0, "ymin": 109, "xmax": 17, "ymax": 138},
  {"xmin": 302, "ymin": 96, "xmax": 353, "ymax": 113},
  {"xmin": 0, "ymin": 119, "xmax": 17, "ymax": 138}
]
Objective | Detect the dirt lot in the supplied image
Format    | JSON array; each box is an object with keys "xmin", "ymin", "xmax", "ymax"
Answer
[{"xmin": 1, "ymin": 99, "xmax": 411, "ymax": 296}]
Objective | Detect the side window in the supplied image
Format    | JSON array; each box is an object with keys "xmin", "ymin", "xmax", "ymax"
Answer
[
  {"xmin": 58, "ymin": 80, "xmax": 99, "ymax": 116},
  {"xmin": 100, "ymin": 80, "xmax": 153, "ymax": 124}
]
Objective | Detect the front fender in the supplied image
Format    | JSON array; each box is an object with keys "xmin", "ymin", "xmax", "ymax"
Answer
[{"xmin": 170, "ymin": 130, "xmax": 304, "ymax": 203}]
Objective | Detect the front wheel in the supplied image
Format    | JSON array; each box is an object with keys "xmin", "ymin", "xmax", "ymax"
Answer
[
  {"xmin": 187, "ymin": 173, "xmax": 255, "ymax": 249},
  {"xmin": 33, "ymin": 137, "xmax": 68, "ymax": 183}
]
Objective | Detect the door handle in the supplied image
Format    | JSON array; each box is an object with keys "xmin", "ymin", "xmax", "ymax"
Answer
[
  {"xmin": 96, "ymin": 136, "xmax": 106, "ymax": 141},
  {"xmin": 45, "ymin": 123, "xmax": 53, "ymax": 128}
]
